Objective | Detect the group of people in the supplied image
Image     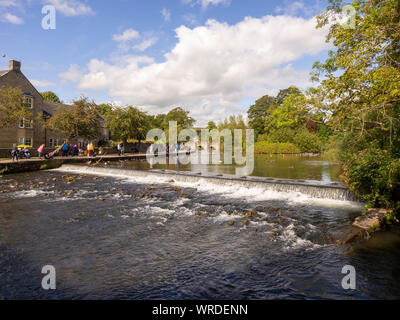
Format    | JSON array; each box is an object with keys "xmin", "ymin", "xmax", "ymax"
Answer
[
  {"xmin": 60, "ymin": 142, "xmax": 97, "ymax": 157},
  {"xmin": 10, "ymin": 141, "xmax": 101, "ymax": 162},
  {"xmin": 11, "ymin": 144, "xmax": 32, "ymax": 162},
  {"xmin": 60, "ymin": 143, "xmax": 83, "ymax": 157}
]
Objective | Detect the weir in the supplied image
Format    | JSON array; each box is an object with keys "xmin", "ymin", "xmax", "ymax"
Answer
[{"xmin": 55, "ymin": 164, "xmax": 359, "ymax": 202}]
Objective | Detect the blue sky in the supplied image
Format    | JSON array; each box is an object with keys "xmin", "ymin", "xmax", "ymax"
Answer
[{"xmin": 0, "ymin": 0, "xmax": 332, "ymax": 125}]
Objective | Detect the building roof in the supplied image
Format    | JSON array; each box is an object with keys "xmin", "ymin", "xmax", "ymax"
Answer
[
  {"xmin": 0, "ymin": 70, "xmax": 9, "ymax": 77},
  {"xmin": 42, "ymin": 101, "xmax": 69, "ymax": 117}
]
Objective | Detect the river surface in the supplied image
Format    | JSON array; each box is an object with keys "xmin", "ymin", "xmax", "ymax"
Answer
[
  {"xmin": 117, "ymin": 154, "xmax": 343, "ymax": 182},
  {"xmin": 0, "ymin": 155, "xmax": 400, "ymax": 299}
]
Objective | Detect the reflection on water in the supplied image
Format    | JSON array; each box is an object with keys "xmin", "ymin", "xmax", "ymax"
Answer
[
  {"xmin": 119, "ymin": 154, "xmax": 343, "ymax": 182},
  {"xmin": 0, "ymin": 168, "xmax": 399, "ymax": 300}
]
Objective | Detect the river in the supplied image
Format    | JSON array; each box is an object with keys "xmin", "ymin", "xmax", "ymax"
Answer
[{"xmin": 0, "ymin": 155, "xmax": 399, "ymax": 299}]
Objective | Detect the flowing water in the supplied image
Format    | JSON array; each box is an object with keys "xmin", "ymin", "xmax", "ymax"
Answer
[{"xmin": 0, "ymin": 155, "xmax": 400, "ymax": 299}]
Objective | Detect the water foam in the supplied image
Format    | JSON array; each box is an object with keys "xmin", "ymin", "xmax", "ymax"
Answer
[{"xmin": 54, "ymin": 165, "xmax": 362, "ymax": 208}]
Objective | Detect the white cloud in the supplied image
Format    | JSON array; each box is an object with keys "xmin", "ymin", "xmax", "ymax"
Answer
[
  {"xmin": 183, "ymin": 0, "xmax": 231, "ymax": 9},
  {"xmin": 161, "ymin": 8, "xmax": 171, "ymax": 22},
  {"xmin": 2, "ymin": 12, "xmax": 22, "ymax": 24},
  {"xmin": 43, "ymin": 0, "xmax": 94, "ymax": 17},
  {"xmin": 64, "ymin": 14, "xmax": 330, "ymax": 124},
  {"xmin": 113, "ymin": 28, "xmax": 140, "ymax": 42},
  {"xmin": 133, "ymin": 37, "xmax": 157, "ymax": 51},
  {"xmin": 58, "ymin": 64, "xmax": 83, "ymax": 83},
  {"xmin": 201, "ymin": 0, "xmax": 230, "ymax": 9},
  {"xmin": 31, "ymin": 80, "xmax": 56, "ymax": 87}
]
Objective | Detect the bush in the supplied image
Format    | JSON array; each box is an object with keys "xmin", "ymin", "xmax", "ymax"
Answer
[
  {"xmin": 323, "ymin": 134, "xmax": 343, "ymax": 161},
  {"xmin": 343, "ymin": 148, "xmax": 400, "ymax": 209},
  {"xmin": 293, "ymin": 130, "xmax": 323, "ymax": 153},
  {"xmin": 267, "ymin": 127, "xmax": 295, "ymax": 144},
  {"xmin": 254, "ymin": 141, "xmax": 299, "ymax": 154}
]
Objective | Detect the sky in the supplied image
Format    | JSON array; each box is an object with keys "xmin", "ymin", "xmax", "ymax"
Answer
[{"xmin": 0, "ymin": 0, "xmax": 333, "ymax": 126}]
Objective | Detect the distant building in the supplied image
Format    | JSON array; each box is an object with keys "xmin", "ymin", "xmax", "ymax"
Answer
[{"xmin": 0, "ymin": 60, "xmax": 109, "ymax": 149}]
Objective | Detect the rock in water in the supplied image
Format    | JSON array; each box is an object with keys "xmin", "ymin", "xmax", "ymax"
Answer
[{"xmin": 353, "ymin": 208, "xmax": 389, "ymax": 231}]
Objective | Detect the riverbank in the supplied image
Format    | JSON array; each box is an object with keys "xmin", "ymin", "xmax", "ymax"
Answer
[{"xmin": 0, "ymin": 154, "xmax": 148, "ymax": 174}]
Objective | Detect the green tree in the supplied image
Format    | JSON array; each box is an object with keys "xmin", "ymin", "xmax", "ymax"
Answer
[
  {"xmin": 267, "ymin": 92, "xmax": 308, "ymax": 131},
  {"xmin": 313, "ymin": 0, "xmax": 400, "ymax": 210},
  {"xmin": 247, "ymin": 94, "xmax": 275, "ymax": 137},
  {"xmin": 207, "ymin": 121, "xmax": 217, "ymax": 130},
  {"xmin": 97, "ymin": 103, "xmax": 113, "ymax": 116},
  {"xmin": 41, "ymin": 91, "xmax": 61, "ymax": 103},
  {"xmin": 105, "ymin": 106, "xmax": 151, "ymax": 144},
  {"xmin": 46, "ymin": 98, "xmax": 101, "ymax": 141},
  {"xmin": 0, "ymin": 87, "xmax": 33, "ymax": 128},
  {"xmin": 162, "ymin": 107, "xmax": 195, "ymax": 132},
  {"xmin": 313, "ymin": 0, "xmax": 400, "ymax": 154}
]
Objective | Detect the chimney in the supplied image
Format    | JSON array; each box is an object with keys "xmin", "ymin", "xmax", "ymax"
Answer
[{"xmin": 9, "ymin": 60, "xmax": 21, "ymax": 72}]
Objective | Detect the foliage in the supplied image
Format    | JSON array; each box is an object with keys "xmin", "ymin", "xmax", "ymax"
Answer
[
  {"xmin": 313, "ymin": 0, "xmax": 400, "ymax": 154},
  {"xmin": 41, "ymin": 91, "xmax": 61, "ymax": 103},
  {"xmin": 207, "ymin": 121, "xmax": 217, "ymax": 130},
  {"xmin": 266, "ymin": 127, "xmax": 296, "ymax": 144},
  {"xmin": 97, "ymin": 103, "xmax": 113, "ymax": 116},
  {"xmin": 343, "ymin": 148, "xmax": 400, "ymax": 209},
  {"xmin": 161, "ymin": 107, "xmax": 195, "ymax": 131},
  {"xmin": 105, "ymin": 106, "xmax": 151, "ymax": 143},
  {"xmin": 247, "ymin": 94, "xmax": 275, "ymax": 138},
  {"xmin": 293, "ymin": 129, "xmax": 323, "ymax": 153},
  {"xmin": 0, "ymin": 87, "xmax": 33, "ymax": 128},
  {"xmin": 46, "ymin": 98, "xmax": 101, "ymax": 141},
  {"xmin": 254, "ymin": 141, "xmax": 299, "ymax": 154},
  {"xmin": 311, "ymin": 0, "xmax": 400, "ymax": 214}
]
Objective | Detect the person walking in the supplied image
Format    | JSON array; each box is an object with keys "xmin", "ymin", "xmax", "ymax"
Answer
[
  {"xmin": 37, "ymin": 144, "xmax": 45, "ymax": 160},
  {"xmin": 89, "ymin": 143, "xmax": 95, "ymax": 157},
  {"xmin": 62, "ymin": 142, "xmax": 68, "ymax": 157},
  {"xmin": 11, "ymin": 144, "xmax": 18, "ymax": 162},
  {"xmin": 87, "ymin": 143, "xmax": 91, "ymax": 157},
  {"xmin": 117, "ymin": 143, "xmax": 122, "ymax": 156}
]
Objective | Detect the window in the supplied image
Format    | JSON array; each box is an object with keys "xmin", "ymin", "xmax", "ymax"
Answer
[
  {"xmin": 18, "ymin": 137, "xmax": 32, "ymax": 146},
  {"xmin": 23, "ymin": 96, "xmax": 34, "ymax": 109},
  {"xmin": 24, "ymin": 138, "xmax": 32, "ymax": 147},
  {"xmin": 49, "ymin": 138, "xmax": 57, "ymax": 147},
  {"xmin": 19, "ymin": 118, "xmax": 33, "ymax": 128}
]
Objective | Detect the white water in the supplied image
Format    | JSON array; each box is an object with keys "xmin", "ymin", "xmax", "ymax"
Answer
[{"xmin": 54, "ymin": 165, "xmax": 363, "ymax": 209}]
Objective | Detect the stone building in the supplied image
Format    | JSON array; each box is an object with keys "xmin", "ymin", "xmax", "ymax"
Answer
[{"xmin": 0, "ymin": 59, "xmax": 109, "ymax": 149}]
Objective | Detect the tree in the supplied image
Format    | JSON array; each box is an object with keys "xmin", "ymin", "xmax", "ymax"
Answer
[
  {"xmin": 41, "ymin": 91, "xmax": 61, "ymax": 103},
  {"xmin": 313, "ymin": 0, "xmax": 400, "ymax": 154},
  {"xmin": 161, "ymin": 107, "xmax": 195, "ymax": 132},
  {"xmin": 46, "ymin": 98, "xmax": 101, "ymax": 141},
  {"xmin": 312, "ymin": 0, "xmax": 400, "ymax": 210},
  {"xmin": 207, "ymin": 121, "xmax": 217, "ymax": 130},
  {"xmin": 105, "ymin": 106, "xmax": 151, "ymax": 144},
  {"xmin": 247, "ymin": 94, "xmax": 275, "ymax": 137},
  {"xmin": 97, "ymin": 103, "xmax": 113, "ymax": 116},
  {"xmin": 0, "ymin": 87, "xmax": 33, "ymax": 128},
  {"xmin": 267, "ymin": 91, "xmax": 308, "ymax": 131},
  {"xmin": 148, "ymin": 113, "xmax": 166, "ymax": 129},
  {"xmin": 275, "ymin": 86, "xmax": 302, "ymax": 105}
]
